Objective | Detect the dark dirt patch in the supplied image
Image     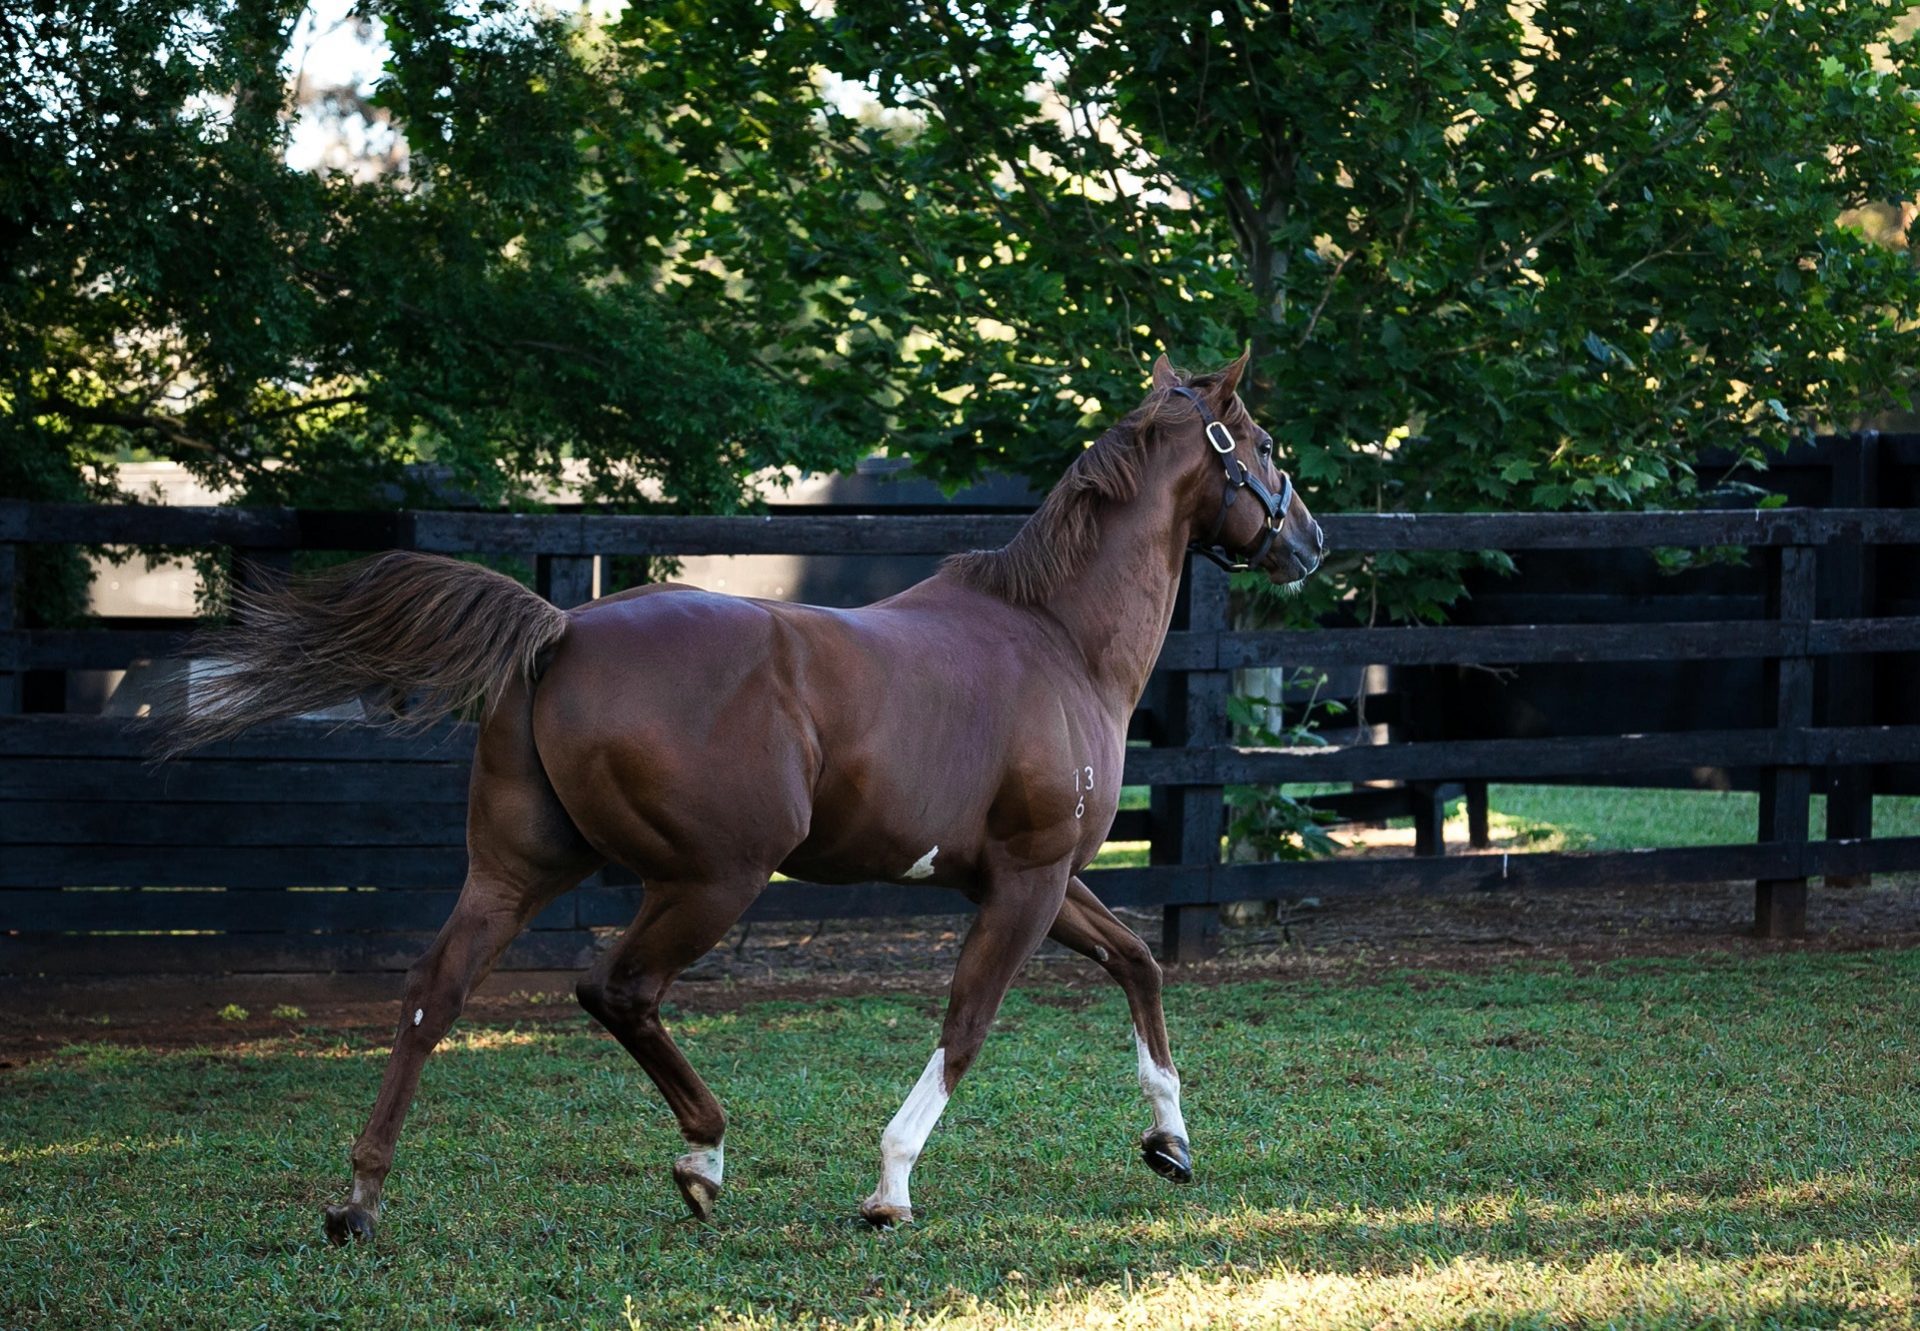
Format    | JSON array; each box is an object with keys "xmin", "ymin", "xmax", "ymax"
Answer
[{"xmin": 2, "ymin": 875, "xmax": 1915, "ymax": 1066}]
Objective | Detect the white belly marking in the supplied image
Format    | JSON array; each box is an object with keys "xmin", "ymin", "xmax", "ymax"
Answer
[{"xmin": 903, "ymin": 846, "xmax": 939, "ymax": 880}]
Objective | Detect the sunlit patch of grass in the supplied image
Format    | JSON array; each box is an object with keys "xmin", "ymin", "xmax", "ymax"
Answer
[
  {"xmin": 0, "ymin": 1135, "xmax": 187, "ymax": 1167},
  {"xmin": 702, "ymin": 1243, "xmax": 1920, "ymax": 1331},
  {"xmin": 1088, "ymin": 839, "xmax": 1149, "ymax": 869},
  {"xmin": 4, "ymin": 952, "xmax": 1919, "ymax": 1329}
]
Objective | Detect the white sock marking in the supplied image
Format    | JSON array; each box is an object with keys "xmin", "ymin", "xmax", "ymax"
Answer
[
  {"xmin": 412, "ymin": 1008, "xmax": 423, "ymax": 1027},
  {"xmin": 903, "ymin": 846, "xmax": 939, "ymax": 880},
  {"xmin": 1135, "ymin": 1030, "xmax": 1187, "ymax": 1142},
  {"xmin": 866, "ymin": 1048, "xmax": 949, "ymax": 1214},
  {"xmin": 678, "ymin": 1140, "xmax": 724, "ymax": 1186}
]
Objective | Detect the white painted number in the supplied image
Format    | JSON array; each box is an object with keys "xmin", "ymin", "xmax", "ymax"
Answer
[{"xmin": 1074, "ymin": 764, "xmax": 1094, "ymax": 819}]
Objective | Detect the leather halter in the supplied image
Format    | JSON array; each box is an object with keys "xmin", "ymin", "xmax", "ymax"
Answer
[{"xmin": 1169, "ymin": 386, "xmax": 1293, "ymax": 572}]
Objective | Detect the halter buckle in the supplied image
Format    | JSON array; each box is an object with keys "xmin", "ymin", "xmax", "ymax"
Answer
[{"xmin": 1205, "ymin": 421, "xmax": 1236, "ymax": 455}]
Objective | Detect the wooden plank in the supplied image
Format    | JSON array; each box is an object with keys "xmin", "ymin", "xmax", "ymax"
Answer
[
  {"xmin": 0, "ymin": 503, "xmax": 413, "ymax": 551},
  {"xmin": 1210, "ymin": 835, "xmax": 1920, "ymax": 898},
  {"xmin": 11, "ymin": 837, "xmax": 1904, "ymax": 971},
  {"xmin": 10, "ymin": 501, "xmax": 1920, "ymax": 556},
  {"xmin": 413, "ymin": 511, "xmax": 1030, "ymax": 557},
  {"xmin": 1805, "ymin": 617, "xmax": 1920, "ymax": 655},
  {"xmin": 1153, "ymin": 560, "xmax": 1229, "ymax": 961},
  {"xmin": 1315, "ymin": 508, "xmax": 1920, "ymax": 551},
  {"xmin": 1218, "ymin": 842, "xmax": 1801, "ymax": 897},
  {"xmin": 0, "ymin": 800, "xmax": 468, "ymax": 847},
  {"xmin": 537, "ymin": 554, "xmax": 596, "ymax": 610},
  {"xmin": 15, "ymin": 614, "xmax": 1918, "ymax": 679},
  {"xmin": 4, "ymin": 501, "xmax": 302, "ymax": 546},
  {"xmin": 1756, "ymin": 544, "xmax": 1817, "ymax": 938},
  {"xmin": 0, "ymin": 758, "xmax": 471, "ymax": 804},
  {"xmin": 0, "ymin": 541, "xmax": 16, "ymax": 714},
  {"xmin": 0, "ymin": 887, "xmax": 574, "ymax": 933},
  {"xmin": 1814, "ymin": 834, "xmax": 1920, "ymax": 878},
  {"xmin": 0, "ymin": 929, "xmax": 595, "ymax": 976},
  {"xmin": 1410, "ymin": 782, "xmax": 1447, "ymax": 857},
  {"xmin": 1465, "ymin": 780, "xmax": 1492, "ymax": 849},
  {"xmin": 0, "ymin": 715, "xmax": 477, "ymax": 760},
  {"xmin": 1120, "ymin": 725, "xmax": 1920, "ymax": 786},
  {"xmin": 1823, "ymin": 433, "xmax": 1879, "ymax": 885},
  {"xmin": 4, "ymin": 628, "xmax": 194, "ymax": 671},
  {"xmin": 1211, "ymin": 617, "xmax": 1920, "ymax": 669},
  {"xmin": 15, "ymin": 499, "xmax": 1920, "ymax": 556},
  {"xmin": 0, "ymin": 845, "xmax": 468, "ymax": 888}
]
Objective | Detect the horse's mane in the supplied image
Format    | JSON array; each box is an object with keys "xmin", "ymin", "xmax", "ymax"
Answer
[{"xmin": 942, "ymin": 368, "xmax": 1242, "ymax": 605}]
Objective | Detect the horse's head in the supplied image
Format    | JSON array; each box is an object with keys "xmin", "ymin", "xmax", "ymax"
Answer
[{"xmin": 1151, "ymin": 353, "xmax": 1325, "ymax": 586}]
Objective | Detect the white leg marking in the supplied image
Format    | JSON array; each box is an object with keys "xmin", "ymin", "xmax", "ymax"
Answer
[
  {"xmin": 677, "ymin": 1140, "xmax": 724, "ymax": 1187},
  {"xmin": 1135, "ymin": 1030, "xmax": 1187, "ymax": 1142},
  {"xmin": 412, "ymin": 1007, "xmax": 424, "ymax": 1027},
  {"xmin": 865, "ymin": 1048, "xmax": 949, "ymax": 1216},
  {"xmin": 903, "ymin": 846, "xmax": 939, "ymax": 880}
]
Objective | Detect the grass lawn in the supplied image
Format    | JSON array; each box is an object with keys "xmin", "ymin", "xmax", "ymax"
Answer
[
  {"xmin": 6, "ymin": 951, "xmax": 1920, "ymax": 1328},
  {"xmin": 1090, "ymin": 788, "xmax": 1920, "ymax": 870},
  {"xmin": 1484, "ymin": 788, "xmax": 1920, "ymax": 852}
]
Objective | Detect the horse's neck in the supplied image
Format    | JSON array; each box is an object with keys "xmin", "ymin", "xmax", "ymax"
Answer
[{"xmin": 1042, "ymin": 482, "xmax": 1191, "ymax": 713}]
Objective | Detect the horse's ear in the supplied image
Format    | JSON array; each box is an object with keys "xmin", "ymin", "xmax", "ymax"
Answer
[
  {"xmin": 1150, "ymin": 354, "xmax": 1179, "ymax": 391},
  {"xmin": 1209, "ymin": 347, "xmax": 1251, "ymax": 405}
]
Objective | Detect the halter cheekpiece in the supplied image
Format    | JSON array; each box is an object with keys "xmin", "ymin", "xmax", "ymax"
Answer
[{"xmin": 1169, "ymin": 386, "xmax": 1293, "ymax": 572}]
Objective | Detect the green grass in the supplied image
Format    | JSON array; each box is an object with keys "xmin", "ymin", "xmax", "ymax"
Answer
[
  {"xmin": 1483, "ymin": 788, "xmax": 1920, "ymax": 852},
  {"xmin": 6, "ymin": 953, "xmax": 1920, "ymax": 1328}
]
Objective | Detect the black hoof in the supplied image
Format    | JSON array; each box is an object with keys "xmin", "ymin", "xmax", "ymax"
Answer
[
  {"xmin": 860, "ymin": 1199, "xmax": 913, "ymax": 1228},
  {"xmin": 322, "ymin": 1202, "xmax": 377, "ymax": 1245},
  {"xmin": 672, "ymin": 1165, "xmax": 721, "ymax": 1223},
  {"xmin": 1141, "ymin": 1131, "xmax": 1192, "ymax": 1184}
]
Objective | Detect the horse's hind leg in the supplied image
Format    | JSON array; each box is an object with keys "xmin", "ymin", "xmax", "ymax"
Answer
[
  {"xmin": 575, "ymin": 876, "xmax": 763, "ymax": 1221},
  {"xmin": 323, "ymin": 693, "xmax": 601, "ymax": 1244},
  {"xmin": 1047, "ymin": 876, "xmax": 1192, "ymax": 1183}
]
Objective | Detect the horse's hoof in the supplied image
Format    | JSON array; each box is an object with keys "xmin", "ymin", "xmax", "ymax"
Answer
[
  {"xmin": 1141, "ymin": 1130, "xmax": 1193, "ymax": 1183},
  {"xmin": 322, "ymin": 1202, "xmax": 377, "ymax": 1245},
  {"xmin": 860, "ymin": 1199, "xmax": 913, "ymax": 1228},
  {"xmin": 672, "ymin": 1164, "xmax": 721, "ymax": 1223}
]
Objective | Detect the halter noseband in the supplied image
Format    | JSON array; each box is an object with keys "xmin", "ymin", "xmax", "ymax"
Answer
[{"xmin": 1169, "ymin": 386, "xmax": 1293, "ymax": 572}]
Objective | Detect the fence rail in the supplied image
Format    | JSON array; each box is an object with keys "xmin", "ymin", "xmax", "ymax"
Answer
[{"xmin": 2, "ymin": 492, "xmax": 1917, "ymax": 973}]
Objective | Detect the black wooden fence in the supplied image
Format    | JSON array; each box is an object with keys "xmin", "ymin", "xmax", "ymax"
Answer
[{"xmin": 3, "ymin": 496, "xmax": 1918, "ymax": 974}]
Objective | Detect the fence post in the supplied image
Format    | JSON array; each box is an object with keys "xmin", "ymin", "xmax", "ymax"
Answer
[
  {"xmin": 1825, "ymin": 431, "xmax": 1878, "ymax": 884},
  {"xmin": 1755, "ymin": 542, "xmax": 1815, "ymax": 937},
  {"xmin": 0, "ymin": 540, "xmax": 17, "ymax": 714},
  {"xmin": 1152, "ymin": 558, "xmax": 1229, "ymax": 962},
  {"xmin": 1465, "ymin": 779, "xmax": 1492, "ymax": 849},
  {"xmin": 537, "ymin": 554, "xmax": 597, "ymax": 609}
]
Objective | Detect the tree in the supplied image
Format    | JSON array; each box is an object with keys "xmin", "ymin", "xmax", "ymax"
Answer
[
  {"xmin": 8, "ymin": 2, "xmax": 1920, "ymax": 629},
  {"xmin": 1, "ymin": 0, "xmax": 856, "ymax": 519},
  {"xmin": 602, "ymin": 0, "xmax": 1920, "ymax": 619}
]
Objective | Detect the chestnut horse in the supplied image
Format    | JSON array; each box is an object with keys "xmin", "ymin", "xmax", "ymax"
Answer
[{"xmin": 168, "ymin": 353, "xmax": 1324, "ymax": 1241}]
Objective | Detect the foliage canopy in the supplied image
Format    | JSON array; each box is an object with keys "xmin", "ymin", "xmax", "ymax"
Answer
[{"xmin": 6, "ymin": 1, "xmax": 1920, "ymax": 622}]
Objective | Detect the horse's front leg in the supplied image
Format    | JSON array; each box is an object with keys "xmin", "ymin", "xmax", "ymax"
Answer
[
  {"xmin": 860, "ymin": 862, "xmax": 1069, "ymax": 1226},
  {"xmin": 1047, "ymin": 876, "xmax": 1192, "ymax": 1182}
]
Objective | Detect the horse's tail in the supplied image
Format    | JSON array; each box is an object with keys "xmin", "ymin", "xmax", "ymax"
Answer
[{"xmin": 157, "ymin": 552, "xmax": 570, "ymax": 758}]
